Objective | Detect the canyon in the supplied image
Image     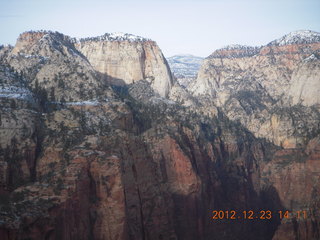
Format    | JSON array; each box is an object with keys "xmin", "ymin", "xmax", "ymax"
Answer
[{"xmin": 0, "ymin": 30, "xmax": 319, "ymax": 240}]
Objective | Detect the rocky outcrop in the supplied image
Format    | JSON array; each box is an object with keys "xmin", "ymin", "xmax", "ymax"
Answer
[
  {"xmin": 75, "ymin": 33, "xmax": 174, "ymax": 97},
  {"xmin": 288, "ymin": 54, "xmax": 320, "ymax": 106},
  {"xmin": 7, "ymin": 31, "xmax": 112, "ymax": 102},
  {"xmin": 189, "ymin": 30, "xmax": 320, "ymax": 148},
  {"xmin": 186, "ymin": 30, "xmax": 320, "ymax": 239},
  {"xmin": 208, "ymin": 44, "xmax": 261, "ymax": 58},
  {"xmin": 261, "ymin": 136, "xmax": 320, "ymax": 240},
  {"xmin": 190, "ymin": 32, "xmax": 320, "ymax": 104}
]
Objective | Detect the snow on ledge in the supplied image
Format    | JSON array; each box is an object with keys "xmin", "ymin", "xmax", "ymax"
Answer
[
  {"xmin": 75, "ymin": 32, "xmax": 150, "ymax": 43},
  {"xmin": 0, "ymin": 86, "xmax": 33, "ymax": 100},
  {"xmin": 65, "ymin": 100, "xmax": 100, "ymax": 106},
  {"xmin": 55, "ymin": 98, "xmax": 109, "ymax": 106}
]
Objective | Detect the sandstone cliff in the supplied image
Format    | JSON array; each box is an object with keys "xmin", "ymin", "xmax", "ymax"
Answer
[
  {"xmin": 189, "ymin": 30, "xmax": 320, "ymax": 148},
  {"xmin": 288, "ymin": 54, "xmax": 320, "ymax": 106},
  {"xmin": 185, "ymin": 30, "xmax": 320, "ymax": 240},
  {"xmin": 190, "ymin": 31, "xmax": 320, "ymax": 105},
  {"xmin": 75, "ymin": 33, "xmax": 174, "ymax": 98}
]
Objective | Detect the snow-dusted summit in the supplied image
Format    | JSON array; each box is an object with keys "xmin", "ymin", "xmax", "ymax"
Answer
[
  {"xmin": 268, "ymin": 30, "xmax": 320, "ymax": 46},
  {"xmin": 77, "ymin": 32, "xmax": 150, "ymax": 42},
  {"xmin": 75, "ymin": 32, "xmax": 173, "ymax": 97}
]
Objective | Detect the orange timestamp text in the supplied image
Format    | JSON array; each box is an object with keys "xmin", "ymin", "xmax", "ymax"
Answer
[{"xmin": 211, "ymin": 210, "xmax": 308, "ymax": 220}]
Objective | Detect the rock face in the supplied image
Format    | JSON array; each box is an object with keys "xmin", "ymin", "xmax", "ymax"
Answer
[
  {"xmin": 186, "ymin": 30, "xmax": 320, "ymax": 240},
  {"xmin": 190, "ymin": 31, "xmax": 320, "ymax": 104},
  {"xmin": 189, "ymin": 30, "xmax": 320, "ymax": 148},
  {"xmin": 6, "ymin": 31, "xmax": 110, "ymax": 102},
  {"xmin": 262, "ymin": 137, "xmax": 320, "ymax": 240},
  {"xmin": 75, "ymin": 33, "xmax": 174, "ymax": 97},
  {"xmin": 288, "ymin": 55, "xmax": 320, "ymax": 106},
  {"xmin": 0, "ymin": 30, "xmax": 319, "ymax": 240}
]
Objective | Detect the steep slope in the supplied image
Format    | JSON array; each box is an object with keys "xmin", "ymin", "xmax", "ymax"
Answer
[
  {"xmin": 288, "ymin": 53, "xmax": 320, "ymax": 106},
  {"xmin": 187, "ymin": 30, "xmax": 320, "ymax": 240},
  {"xmin": 262, "ymin": 136, "xmax": 320, "ymax": 240},
  {"xmin": 189, "ymin": 30, "xmax": 320, "ymax": 148},
  {"xmin": 75, "ymin": 32, "xmax": 174, "ymax": 97},
  {"xmin": 6, "ymin": 31, "xmax": 113, "ymax": 102},
  {"xmin": 0, "ymin": 65, "xmax": 39, "ymax": 190}
]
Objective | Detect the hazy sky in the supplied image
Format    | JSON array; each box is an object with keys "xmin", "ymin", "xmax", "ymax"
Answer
[{"xmin": 1, "ymin": 0, "xmax": 319, "ymax": 57}]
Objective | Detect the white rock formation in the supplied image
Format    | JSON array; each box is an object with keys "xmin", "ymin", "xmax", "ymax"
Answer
[
  {"xmin": 288, "ymin": 55, "xmax": 320, "ymax": 106},
  {"xmin": 75, "ymin": 33, "xmax": 174, "ymax": 97}
]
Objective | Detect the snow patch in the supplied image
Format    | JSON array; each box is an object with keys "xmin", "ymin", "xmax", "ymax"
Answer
[
  {"xmin": 303, "ymin": 54, "xmax": 319, "ymax": 62},
  {"xmin": 65, "ymin": 100, "xmax": 99, "ymax": 106},
  {"xmin": 20, "ymin": 53, "xmax": 49, "ymax": 60},
  {"xmin": 63, "ymin": 98, "xmax": 108, "ymax": 106},
  {"xmin": 0, "ymin": 86, "xmax": 33, "ymax": 100},
  {"xmin": 151, "ymin": 97, "xmax": 176, "ymax": 105}
]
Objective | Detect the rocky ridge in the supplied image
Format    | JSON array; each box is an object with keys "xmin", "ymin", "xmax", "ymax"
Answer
[
  {"xmin": 268, "ymin": 30, "xmax": 320, "ymax": 46},
  {"xmin": 209, "ymin": 44, "xmax": 261, "ymax": 58},
  {"xmin": 6, "ymin": 31, "xmax": 112, "ymax": 103},
  {"xmin": 187, "ymin": 30, "xmax": 320, "ymax": 240},
  {"xmin": 189, "ymin": 30, "xmax": 320, "ymax": 148}
]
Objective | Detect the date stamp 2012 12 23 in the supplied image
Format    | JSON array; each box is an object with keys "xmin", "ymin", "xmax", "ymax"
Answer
[{"xmin": 211, "ymin": 210, "xmax": 308, "ymax": 220}]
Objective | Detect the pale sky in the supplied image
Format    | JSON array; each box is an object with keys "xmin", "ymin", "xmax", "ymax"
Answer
[{"xmin": 1, "ymin": 0, "xmax": 319, "ymax": 57}]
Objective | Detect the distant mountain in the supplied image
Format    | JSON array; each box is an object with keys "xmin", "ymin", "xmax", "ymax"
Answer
[{"xmin": 167, "ymin": 54, "xmax": 203, "ymax": 79}]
